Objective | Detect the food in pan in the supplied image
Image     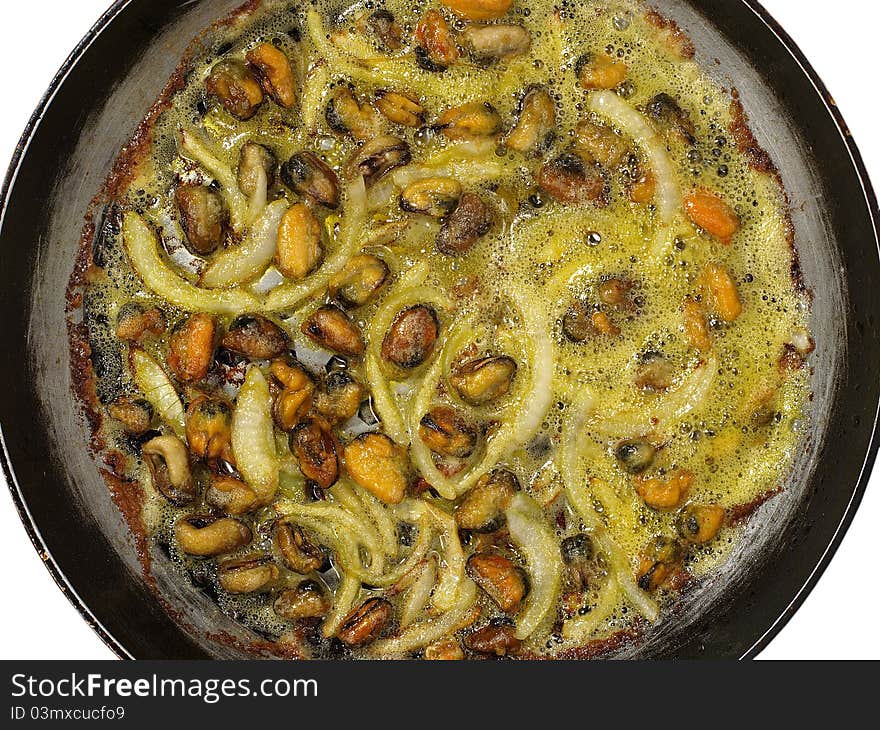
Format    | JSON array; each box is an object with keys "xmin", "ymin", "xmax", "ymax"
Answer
[{"xmin": 69, "ymin": 0, "xmax": 813, "ymax": 658}]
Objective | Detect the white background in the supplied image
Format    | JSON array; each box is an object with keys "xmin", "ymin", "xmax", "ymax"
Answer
[{"xmin": 0, "ymin": 0, "xmax": 877, "ymax": 660}]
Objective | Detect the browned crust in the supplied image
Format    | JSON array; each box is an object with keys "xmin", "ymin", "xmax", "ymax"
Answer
[
  {"xmin": 66, "ymin": 320, "xmax": 104, "ymax": 453},
  {"xmin": 100, "ymin": 467, "xmax": 156, "ymax": 591},
  {"xmin": 725, "ymin": 487, "xmax": 784, "ymax": 527},
  {"xmin": 729, "ymin": 94, "xmax": 777, "ymax": 175},
  {"xmin": 645, "ymin": 7, "xmax": 696, "ymax": 59},
  {"xmin": 204, "ymin": 630, "xmax": 307, "ymax": 659},
  {"xmin": 62, "ymin": 0, "xmax": 811, "ymax": 660},
  {"xmin": 728, "ymin": 91, "xmax": 808, "ymax": 296}
]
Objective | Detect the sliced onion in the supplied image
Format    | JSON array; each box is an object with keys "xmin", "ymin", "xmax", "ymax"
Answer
[
  {"xmin": 506, "ymin": 494, "xmax": 563, "ymax": 640},
  {"xmin": 365, "ymin": 273, "xmax": 452, "ymax": 446},
  {"xmin": 409, "ymin": 291, "xmax": 554, "ymax": 499},
  {"xmin": 288, "ymin": 514, "xmax": 382, "ymax": 585},
  {"xmin": 200, "ymin": 200, "xmax": 287, "ymax": 288},
  {"xmin": 276, "ymin": 498, "xmax": 426, "ymax": 588},
  {"xmin": 130, "ymin": 348, "xmax": 185, "ymax": 438},
  {"xmin": 232, "ymin": 366, "xmax": 279, "ymax": 505},
  {"xmin": 179, "ymin": 128, "xmax": 250, "ymax": 232},
  {"xmin": 123, "ymin": 212, "xmax": 260, "ymax": 314},
  {"xmin": 587, "ymin": 91, "xmax": 681, "ymax": 225},
  {"xmin": 562, "ymin": 574, "xmax": 621, "ymax": 642},
  {"xmin": 400, "ymin": 557, "xmax": 437, "ymax": 629},
  {"xmin": 371, "ymin": 580, "xmax": 478, "ymax": 657},
  {"xmin": 590, "ymin": 356, "xmax": 717, "ymax": 439},
  {"xmin": 330, "ymin": 483, "xmax": 388, "ymax": 575},
  {"xmin": 561, "ymin": 394, "xmax": 660, "ymax": 623},
  {"xmin": 246, "ymin": 163, "xmax": 268, "ymax": 223},
  {"xmin": 306, "ymin": 9, "xmax": 493, "ymax": 106},
  {"xmin": 396, "ymin": 500, "xmax": 464, "ymax": 612},
  {"xmin": 300, "ymin": 59, "xmax": 331, "ymax": 134},
  {"xmin": 353, "ymin": 484, "xmax": 399, "ymax": 557},
  {"xmin": 323, "ymin": 572, "xmax": 361, "ymax": 639}
]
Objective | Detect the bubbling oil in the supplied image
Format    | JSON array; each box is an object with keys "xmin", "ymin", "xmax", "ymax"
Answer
[{"xmin": 81, "ymin": 0, "xmax": 811, "ymax": 656}]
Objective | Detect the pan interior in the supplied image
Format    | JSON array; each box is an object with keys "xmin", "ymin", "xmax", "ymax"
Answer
[{"xmin": 11, "ymin": 0, "xmax": 863, "ymax": 658}]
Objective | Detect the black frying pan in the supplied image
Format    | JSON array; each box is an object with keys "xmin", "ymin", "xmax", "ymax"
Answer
[{"xmin": 1, "ymin": 0, "xmax": 878, "ymax": 659}]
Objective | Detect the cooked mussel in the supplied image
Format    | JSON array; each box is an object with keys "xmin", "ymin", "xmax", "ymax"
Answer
[
  {"xmin": 347, "ymin": 135, "xmax": 411, "ymax": 186},
  {"xmin": 143, "ymin": 434, "xmax": 195, "ymax": 506},
  {"xmin": 205, "ymin": 59, "xmax": 264, "ymax": 120},
  {"xmin": 281, "ymin": 152, "xmax": 340, "ymax": 208}
]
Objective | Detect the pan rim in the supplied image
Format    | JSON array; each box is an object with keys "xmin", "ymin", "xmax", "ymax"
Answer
[
  {"xmin": 1, "ymin": 0, "xmax": 878, "ymax": 661},
  {"xmin": 0, "ymin": 0, "xmax": 138, "ymax": 659}
]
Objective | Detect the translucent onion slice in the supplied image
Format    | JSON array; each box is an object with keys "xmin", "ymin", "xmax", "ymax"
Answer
[
  {"xmin": 246, "ymin": 163, "xmax": 269, "ymax": 223},
  {"xmin": 365, "ymin": 272, "xmax": 453, "ymax": 445},
  {"xmin": 586, "ymin": 90, "xmax": 681, "ymax": 225},
  {"xmin": 353, "ymin": 484, "xmax": 399, "ymax": 557},
  {"xmin": 232, "ymin": 366, "xmax": 279, "ymax": 505},
  {"xmin": 310, "ymin": 487, "xmax": 389, "ymax": 575},
  {"xmin": 288, "ymin": 514, "xmax": 382, "ymax": 585},
  {"xmin": 130, "ymin": 348, "xmax": 185, "ymax": 438},
  {"xmin": 370, "ymin": 580, "xmax": 479, "ymax": 657},
  {"xmin": 300, "ymin": 59, "xmax": 331, "ymax": 134},
  {"xmin": 276, "ymin": 498, "xmax": 426, "ymax": 588},
  {"xmin": 396, "ymin": 500, "xmax": 464, "ymax": 612},
  {"xmin": 263, "ymin": 177, "xmax": 367, "ymax": 312},
  {"xmin": 506, "ymin": 494, "xmax": 563, "ymax": 640},
  {"xmin": 409, "ymin": 291, "xmax": 554, "ymax": 499},
  {"xmin": 306, "ymin": 9, "xmax": 493, "ymax": 106},
  {"xmin": 590, "ymin": 356, "xmax": 717, "ymax": 439},
  {"xmin": 123, "ymin": 212, "xmax": 260, "ymax": 314},
  {"xmin": 400, "ymin": 557, "xmax": 437, "ymax": 629},
  {"xmin": 200, "ymin": 200, "xmax": 287, "ymax": 289},
  {"xmin": 330, "ymin": 484, "xmax": 387, "ymax": 575},
  {"xmin": 561, "ymin": 393, "xmax": 660, "ymax": 622},
  {"xmin": 179, "ymin": 128, "xmax": 250, "ymax": 231},
  {"xmin": 322, "ymin": 572, "xmax": 361, "ymax": 639}
]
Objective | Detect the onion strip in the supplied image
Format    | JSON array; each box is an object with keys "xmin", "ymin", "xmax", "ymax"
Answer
[
  {"xmin": 353, "ymin": 484, "xmax": 399, "ymax": 557},
  {"xmin": 231, "ymin": 366, "xmax": 279, "ymax": 505},
  {"xmin": 122, "ymin": 212, "xmax": 260, "ymax": 314},
  {"xmin": 275, "ymin": 500, "xmax": 384, "ymax": 574},
  {"xmin": 130, "ymin": 348, "xmax": 185, "ymax": 438},
  {"xmin": 587, "ymin": 91, "xmax": 680, "ymax": 225},
  {"xmin": 561, "ymin": 393, "xmax": 660, "ymax": 622},
  {"xmin": 506, "ymin": 494, "xmax": 563, "ymax": 640},
  {"xmin": 396, "ymin": 500, "xmax": 464, "ymax": 611},
  {"xmin": 562, "ymin": 574, "xmax": 621, "ymax": 642},
  {"xmin": 364, "ymin": 264, "xmax": 452, "ymax": 445},
  {"xmin": 291, "ymin": 515, "xmax": 382, "ymax": 584},
  {"xmin": 200, "ymin": 201, "xmax": 286, "ymax": 288},
  {"xmin": 409, "ymin": 291, "xmax": 554, "ymax": 499},
  {"xmin": 306, "ymin": 9, "xmax": 493, "ymax": 105},
  {"xmin": 590, "ymin": 356, "xmax": 717, "ymax": 439},
  {"xmin": 371, "ymin": 580, "xmax": 479, "ymax": 657},
  {"xmin": 300, "ymin": 59, "xmax": 331, "ymax": 133},
  {"xmin": 330, "ymin": 483, "xmax": 388, "ymax": 575},
  {"xmin": 322, "ymin": 572, "xmax": 360, "ymax": 639},
  {"xmin": 400, "ymin": 558, "xmax": 437, "ymax": 629},
  {"xmin": 278, "ymin": 501, "xmax": 432, "ymax": 588}
]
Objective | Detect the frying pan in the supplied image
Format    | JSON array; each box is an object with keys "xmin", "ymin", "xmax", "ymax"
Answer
[{"xmin": 1, "ymin": 0, "xmax": 877, "ymax": 659}]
